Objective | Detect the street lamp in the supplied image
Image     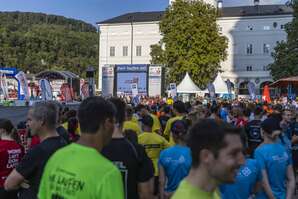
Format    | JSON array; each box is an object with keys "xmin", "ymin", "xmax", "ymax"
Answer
[{"xmin": 86, "ymin": 66, "xmax": 96, "ymax": 97}]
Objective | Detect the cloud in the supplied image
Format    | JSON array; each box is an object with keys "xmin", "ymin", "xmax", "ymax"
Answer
[{"xmin": 224, "ymin": 0, "xmax": 287, "ymax": 6}]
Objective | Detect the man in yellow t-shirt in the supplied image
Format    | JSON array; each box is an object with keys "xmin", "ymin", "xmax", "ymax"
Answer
[
  {"xmin": 138, "ymin": 115, "xmax": 170, "ymax": 196},
  {"xmin": 136, "ymin": 104, "xmax": 161, "ymax": 134},
  {"xmin": 123, "ymin": 106, "xmax": 142, "ymax": 135},
  {"xmin": 172, "ymin": 119, "xmax": 245, "ymax": 199},
  {"xmin": 163, "ymin": 101, "xmax": 187, "ymax": 145}
]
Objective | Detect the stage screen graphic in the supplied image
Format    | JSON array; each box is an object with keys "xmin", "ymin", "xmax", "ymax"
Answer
[{"xmin": 116, "ymin": 65, "xmax": 148, "ymax": 96}]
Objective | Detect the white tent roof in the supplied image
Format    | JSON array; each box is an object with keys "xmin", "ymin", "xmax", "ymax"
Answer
[
  {"xmin": 213, "ymin": 73, "xmax": 228, "ymax": 94},
  {"xmin": 177, "ymin": 73, "xmax": 201, "ymax": 93},
  {"xmin": 199, "ymin": 73, "xmax": 228, "ymax": 94}
]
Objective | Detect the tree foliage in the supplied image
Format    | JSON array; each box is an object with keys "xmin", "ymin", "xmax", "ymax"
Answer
[
  {"xmin": 0, "ymin": 12, "xmax": 97, "ymax": 76},
  {"xmin": 269, "ymin": 2, "xmax": 298, "ymax": 80},
  {"xmin": 151, "ymin": 0, "xmax": 228, "ymax": 87}
]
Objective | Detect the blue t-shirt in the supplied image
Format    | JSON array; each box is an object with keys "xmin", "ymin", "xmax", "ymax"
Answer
[
  {"xmin": 220, "ymin": 108, "xmax": 228, "ymax": 122},
  {"xmin": 254, "ymin": 143, "xmax": 291, "ymax": 199},
  {"xmin": 158, "ymin": 145, "xmax": 191, "ymax": 193},
  {"xmin": 277, "ymin": 133, "xmax": 293, "ymax": 164},
  {"xmin": 220, "ymin": 158, "xmax": 262, "ymax": 199}
]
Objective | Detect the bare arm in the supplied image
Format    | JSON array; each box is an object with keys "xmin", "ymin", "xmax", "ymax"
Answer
[
  {"xmin": 138, "ymin": 177, "xmax": 154, "ymax": 199},
  {"xmin": 4, "ymin": 169, "xmax": 25, "ymax": 191},
  {"xmin": 286, "ymin": 165, "xmax": 295, "ymax": 199},
  {"xmin": 261, "ymin": 170, "xmax": 276, "ymax": 199},
  {"xmin": 159, "ymin": 165, "xmax": 166, "ymax": 199}
]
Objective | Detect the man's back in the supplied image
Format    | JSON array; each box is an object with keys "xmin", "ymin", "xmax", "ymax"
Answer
[
  {"xmin": 38, "ymin": 143, "xmax": 124, "ymax": 199},
  {"xmin": 102, "ymin": 138, "xmax": 154, "ymax": 199},
  {"xmin": 138, "ymin": 132, "xmax": 169, "ymax": 176},
  {"xmin": 16, "ymin": 136, "xmax": 66, "ymax": 199}
]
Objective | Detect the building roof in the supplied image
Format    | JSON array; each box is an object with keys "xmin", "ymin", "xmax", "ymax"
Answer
[{"xmin": 97, "ymin": 4, "xmax": 293, "ymax": 24}]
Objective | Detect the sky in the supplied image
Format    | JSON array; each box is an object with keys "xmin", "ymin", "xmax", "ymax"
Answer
[{"xmin": 0, "ymin": 0, "xmax": 288, "ymax": 26}]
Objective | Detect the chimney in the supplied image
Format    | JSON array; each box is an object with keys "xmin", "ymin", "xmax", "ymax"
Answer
[
  {"xmin": 254, "ymin": 0, "xmax": 260, "ymax": 6},
  {"xmin": 217, "ymin": 0, "xmax": 223, "ymax": 9}
]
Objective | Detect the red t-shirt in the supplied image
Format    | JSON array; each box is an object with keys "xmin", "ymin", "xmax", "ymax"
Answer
[{"xmin": 0, "ymin": 140, "xmax": 24, "ymax": 187}]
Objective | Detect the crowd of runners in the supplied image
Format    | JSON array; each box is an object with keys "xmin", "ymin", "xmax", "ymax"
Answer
[{"xmin": 0, "ymin": 96, "xmax": 298, "ymax": 199}]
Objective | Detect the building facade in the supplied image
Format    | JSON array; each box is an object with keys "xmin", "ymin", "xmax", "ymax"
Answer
[{"xmin": 97, "ymin": 1, "xmax": 293, "ymax": 95}]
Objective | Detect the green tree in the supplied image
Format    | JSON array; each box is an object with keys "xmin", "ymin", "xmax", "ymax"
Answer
[
  {"xmin": 150, "ymin": 43, "xmax": 165, "ymax": 65},
  {"xmin": 151, "ymin": 0, "xmax": 227, "ymax": 87},
  {"xmin": 269, "ymin": 1, "xmax": 298, "ymax": 80},
  {"xmin": 0, "ymin": 12, "xmax": 98, "ymax": 77}
]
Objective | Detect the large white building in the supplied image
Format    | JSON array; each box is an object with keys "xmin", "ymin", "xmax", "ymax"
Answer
[{"xmin": 97, "ymin": 0, "xmax": 293, "ymax": 95}]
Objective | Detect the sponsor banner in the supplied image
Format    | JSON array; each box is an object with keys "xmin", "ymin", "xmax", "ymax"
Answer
[
  {"xmin": 148, "ymin": 65, "xmax": 162, "ymax": 97},
  {"xmin": 39, "ymin": 79, "xmax": 53, "ymax": 101},
  {"xmin": 102, "ymin": 65, "xmax": 114, "ymax": 97},
  {"xmin": 0, "ymin": 72, "xmax": 9, "ymax": 98},
  {"xmin": 169, "ymin": 83, "xmax": 177, "ymax": 97},
  {"xmin": 15, "ymin": 71, "xmax": 29, "ymax": 100}
]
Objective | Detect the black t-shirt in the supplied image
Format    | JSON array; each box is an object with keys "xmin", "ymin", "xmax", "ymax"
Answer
[
  {"xmin": 245, "ymin": 119, "xmax": 263, "ymax": 152},
  {"xmin": 16, "ymin": 136, "xmax": 66, "ymax": 199},
  {"xmin": 102, "ymin": 137, "xmax": 154, "ymax": 199}
]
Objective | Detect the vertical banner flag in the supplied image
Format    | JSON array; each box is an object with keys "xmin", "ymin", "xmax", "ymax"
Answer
[
  {"xmin": 247, "ymin": 82, "xmax": 256, "ymax": 100},
  {"xmin": 0, "ymin": 72, "xmax": 9, "ymax": 99},
  {"xmin": 207, "ymin": 83, "xmax": 216, "ymax": 99},
  {"xmin": 226, "ymin": 79, "xmax": 232, "ymax": 94},
  {"xmin": 262, "ymin": 85, "xmax": 271, "ymax": 103},
  {"xmin": 15, "ymin": 71, "xmax": 29, "ymax": 100},
  {"xmin": 39, "ymin": 79, "xmax": 53, "ymax": 101}
]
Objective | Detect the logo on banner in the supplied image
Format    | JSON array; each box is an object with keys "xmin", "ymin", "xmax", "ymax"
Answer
[
  {"xmin": 15, "ymin": 71, "xmax": 29, "ymax": 100},
  {"xmin": 169, "ymin": 83, "xmax": 177, "ymax": 97},
  {"xmin": 39, "ymin": 79, "xmax": 53, "ymax": 101}
]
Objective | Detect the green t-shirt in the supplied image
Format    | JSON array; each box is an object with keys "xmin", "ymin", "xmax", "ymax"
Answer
[
  {"xmin": 38, "ymin": 143, "xmax": 124, "ymax": 199},
  {"xmin": 172, "ymin": 180, "xmax": 221, "ymax": 199}
]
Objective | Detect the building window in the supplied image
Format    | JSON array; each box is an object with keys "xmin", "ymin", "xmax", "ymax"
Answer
[
  {"xmin": 247, "ymin": 25, "xmax": 253, "ymax": 31},
  {"xmin": 263, "ymin": 26, "xmax": 270, "ymax": 30},
  {"xmin": 246, "ymin": 44, "xmax": 253, "ymax": 55},
  {"xmin": 246, "ymin": 66, "xmax": 252, "ymax": 71},
  {"xmin": 281, "ymin": 24, "xmax": 285, "ymax": 29},
  {"xmin": 123, "ymin": 46, "xmax": 128, "ymax": 56},
  {"xmin": 110, "ymin": 46, "xmax": 115, "ymax": 57},
  {"xmin": 263, "ymin": 44, "xmax": 270, "ymax": 54},
  {"xmin": 263, "ymin": 65, "xmax": 269, "ymax": 71},
  {"xmin": 136, "ymin": 46, "xmax": 142, "ymax": 56}
]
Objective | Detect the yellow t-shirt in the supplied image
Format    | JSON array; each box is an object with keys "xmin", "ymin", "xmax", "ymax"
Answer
[
  {"xmin": 151, "ymin": 114, "xmax": 161, "ymax": 134},
  {"xmin": 123, "ymin": 121, "xmax": 142, "ymax": 135},
  {"xmin": 62, "ymin": 122, "xmax": 81, "ymax": 135},
  {"xmin": 138, "ymin": 132, "xmax": 170, "ymax": 176},
  {"xmin": 163, "ymin": 116, "xmax": 183, "ymax": 146},
  {"xmin": 172, "ymin": 180, "xmax": 221, "ymax": 199}
]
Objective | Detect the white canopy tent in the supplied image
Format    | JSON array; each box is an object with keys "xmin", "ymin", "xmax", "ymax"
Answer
[
  {"xmin": 213, "ymin": 73, "xmax": 229, "ymax": 94},
  {"xmin": 177, "ymin": 72, "xmax": 202, "ymax": 93},
  {"xmin": 200, "ymin": 73, "xmax": 229, "ymax": 94}
]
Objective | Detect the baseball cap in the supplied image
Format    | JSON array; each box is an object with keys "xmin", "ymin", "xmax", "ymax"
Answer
[
  {"xmin": 171, "ymin": 120, "xmax": 188, "ymax": 135},
  {"xmin": 140, "ymin": 115, "xmax": 153, "ymax": 128},
  {"xmin": 261, "ymin": 117, "xmax": 281, "ymax": 135}
]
